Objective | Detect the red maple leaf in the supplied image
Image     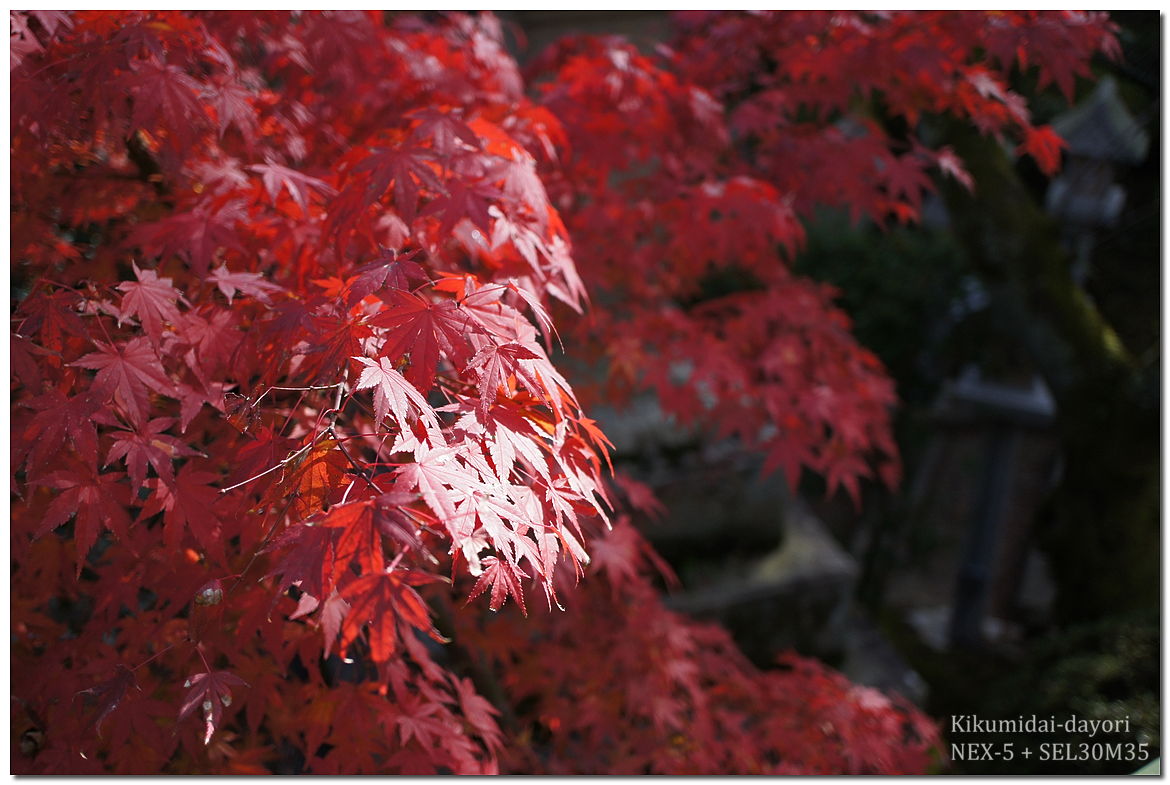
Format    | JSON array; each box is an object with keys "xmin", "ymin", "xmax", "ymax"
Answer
[
  {"xmin": 611, "ymin": 472, "xmax": 666, "ymax": 521},
  {"xmin": 466, "ymin": 555, "xmax": 528, "ymax": 615},
  {"xmin": 125, "ymin": 61, "xmax": 208, "ymax": 153},
  {"xmin": 116, "ymin": 262, "xmax": 184, "ymax": 344},
  {"xmin": 297, "ymin": 311, "xmax": 372, "ymax": 384},
  {"xmin": 338, "ymin": 569, "xmax": 445, "ymax": 663},
  {"xmin": 932, "ymin": 146, "xmax": 974, "ymax": 191},
  {"xmin": 203, "ymin": 74, "xmax": 258, "ymax": 142},
  {"xmin": 290, "ymin": 589, "xmax": 354, "ymax": 658},
  {"xmin": 249, "ymin": 160, "xmax": 336, "ymax": 215},
  {"xmin": 14, "ymin": 287, "xmax": 87, "ymax": 338},
  {"xmin": 588, "ymin": 516, "xmax": 678, "ymax": 591},
  {"xmin": 137, "ymin": 464, "xmax": 223, "ymax": 559},
  {"xmin": 129, "ymin": 200, "xmax": 246, "ymax": 277},
  {"xmin": 395, "ymin": 444, "xmax": 481, "ymax": 525},
  {"xmin": 352, "ymin": 145, "xmax": 443, "ymax": 226},
  {"xmin": 393, "ymin": 691, "xmax": 448, "ymax": 749},
  {"xmin": 371, "ymin": 489, "xmax": 428, "ymax": 555},
  {"xmin": 105, "ymin": 416, "xmax": 200, "ymax": 489},
  {"xmin": 352, "ymin": 355, "xmax": 441, "ymax": 436},
  {"xmin": 368, "ymin": 289, "xmax": 476, "ymax": 393},
  {"xmin": 178, "ymin": 668, "xmax": 248, "ymax": 745},
  {"xmin": 73, "ymin": 337, "xmax": 174, "ymax": 427},
  {"xmin": 173, "ymin": 308, "xmax": 243, "ymax": 393},
  {"xmin": 450, "ymin": 675, "xmax": 503, "ymax": 752},
  {"xmin": 408, "ymin": 107, "xmax": 483, "ymax": 158},
  {"xmin": 1019, "ymin": 124, "xmax": 1067, "ymax": 176},
  {"xmin": 882, "ymin": 153, "xmax": 931, "ymax": 211},
  {"xmin": 344, "ymin": 249, "xmax": 428, "ymax": 307},
  {"xmin": 33, "ymin": 465, "xmax": 133, "ymax": 575},
  {"xmin": 264, "ymin": 438, "xmax": 350, "ymax": 520},
  {"xmin": 262, "ymin": 522, "xmax": 339, "ymax": 601},
  {"xmin": 319, "ymin": 591, "xmax": 351, "ymax": 657},
  {"xmin": 321, "ymin": 499, "xmax": 386, "ymax": 582},
  {"xmin": 17, "ymin": 389, "xmax": 104, "ymax": 479},
  {"xmin": 463, "ymin": 341, "xmax": 544, "ymax": 419},
  {"xmin": 452, "ymin": 399, "xmax": 553, "ymax": 484},
  {"xmin": 421, "ymin": 174, "xmax": 503, "ymax": 239},
  {"xmin": 206, "ymin": 263, "xmax": 283, "ymax": 304},
  {"xmin": 76, "ymin": 664, "xmax": 139, "ymax": 736},
  {"xmin": 102, "ymin": 690, "xmax": 178, "ymax": 772},
  {"xmin": 491, "ymin": 153, "xmax": 551, "ymax": 221}
]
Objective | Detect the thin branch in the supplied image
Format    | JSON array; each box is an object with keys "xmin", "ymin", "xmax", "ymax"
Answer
[
  {"xmin": 252, "ymin": 380, "xmax": 344, "ymax": 411},
  {"xmin": 218, "ymin": 437, "xmax": 316, "ymax": 494},
  {"xmin": 228, "ymin": 493, "xmax": 299, "ymax": 598},
  {"xmin": 270, "ymin": 384, "xmax": 345, "ymax": 392},
  {"xmin": 327, "ymin": 426, "xmax": 386, "ymax": 495},
  {"xmin": 130, "ymin": 643, "xmax": 176, "ymax": 673}
]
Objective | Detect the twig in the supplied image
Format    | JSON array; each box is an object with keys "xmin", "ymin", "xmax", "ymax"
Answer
[
  {"xmin": 130, "ymin": 643, "xmax": 175, "ymax": 673},
  {"xmin": 218, "ymin": 437, "xmax": 316, "ymax": 494},
  {"xmin": 327, "ymin": 426, "xmax": 385, "ymax": 495}
]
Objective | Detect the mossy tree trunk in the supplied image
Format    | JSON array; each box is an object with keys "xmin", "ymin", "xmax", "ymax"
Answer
[{"xmin": 936, "ymin": 122, "xmax": 1159, "ymax": 626}]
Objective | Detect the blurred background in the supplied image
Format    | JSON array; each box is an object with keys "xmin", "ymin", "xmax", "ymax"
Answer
[{"xmin": 502, "ymin": 10, "xmax": 1160, "ymax": 775}]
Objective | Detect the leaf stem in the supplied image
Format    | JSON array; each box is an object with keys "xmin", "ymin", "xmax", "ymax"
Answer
[{"xmin": 194, "ymin": 642, "xmax": 212, "ymax": 674}]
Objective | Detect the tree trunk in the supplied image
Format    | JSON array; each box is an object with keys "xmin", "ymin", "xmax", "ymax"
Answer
[{"xmin": 936, "ymin": 122, "xmax": 1159, "ymax": 626}]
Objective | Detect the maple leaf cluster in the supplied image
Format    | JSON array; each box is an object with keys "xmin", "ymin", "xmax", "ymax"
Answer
[
  {"xmin": 455, "ymin": 528, "xmax": 942, "ymax": 774},
  {"xmin": 10, "ymin": 10, "xmax": 1114, "ymax": 775},
  {"xmin": 13, "ymin": 10, "xmax": 600, "ymax": 773},
  {"xmin": 528, "ymin": 10, "xmax": 1116, "ymax": 504}
]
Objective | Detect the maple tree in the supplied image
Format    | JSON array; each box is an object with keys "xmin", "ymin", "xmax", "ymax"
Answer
[{"xmin": 11, "ymin": 10, "xmax": 1115, "ymax": 774}]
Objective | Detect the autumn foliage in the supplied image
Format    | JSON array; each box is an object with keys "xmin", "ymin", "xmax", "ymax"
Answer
[{"xmin": 11, "ymin": 10, "xmax": 1114, "ymax": 774}]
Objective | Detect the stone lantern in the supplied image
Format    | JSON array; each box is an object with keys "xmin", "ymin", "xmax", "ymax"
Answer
[
  {"xmin": 941, "ymin": 77, "xmax": 1150, "ymax": 648},
  {"xmin": 1044, "ymin": 76, "xmax": 1150, "ymax": 281}
]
